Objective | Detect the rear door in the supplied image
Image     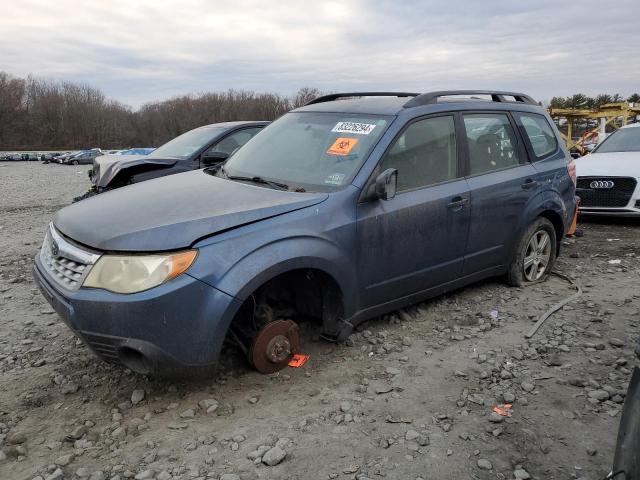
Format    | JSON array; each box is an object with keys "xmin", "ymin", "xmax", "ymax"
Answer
[
  {"xmin": 461, "ymin": 111, "xmax": 539, "ymax": 274},
  {"xmin": 356, "ymin": 114, "xmax": 470, "ymax": 307},
  {"xmin": 513, "ymin": 110, "xmax": 573, "ymax": 209}
]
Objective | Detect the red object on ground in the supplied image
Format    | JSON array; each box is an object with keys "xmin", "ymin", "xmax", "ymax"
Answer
[
  {"xmin": 288, "ymin": 354, "xmax": 309, "ymax": 368},
  {"xmin": 492, "ymin": 404, "xmax": 513, "ymax": 416},
  {"xmin": 567, "ymin": 197, "xmax": 580, "ymax": 236}
]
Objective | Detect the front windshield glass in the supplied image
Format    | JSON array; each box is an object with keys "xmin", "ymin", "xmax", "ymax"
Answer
[
  {"xmin": 223, "ymin": 112, "xmax": 391, "ymax": 191},
  {"xmin": 148, "ymin": 127, "xmax": 224, "ymax": 159},
  {"xmin": 593, "ymin": 127, "xmax": 640, "ymax": 153}
]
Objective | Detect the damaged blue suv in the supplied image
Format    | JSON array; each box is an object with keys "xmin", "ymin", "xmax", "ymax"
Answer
[{"xmin": 34, "ymin": 91, "xmax": 577, "ymax": 376}]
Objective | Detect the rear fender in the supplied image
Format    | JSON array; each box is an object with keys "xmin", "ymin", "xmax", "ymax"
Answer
[{"xmin": 517, "ymin": 189, "xmax": 568, "ymax": 246}]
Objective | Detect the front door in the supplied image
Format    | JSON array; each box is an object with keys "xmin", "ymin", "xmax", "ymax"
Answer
[{"xmin": 356, "ymin": 114, "xmax": 470, "ymax": 308}]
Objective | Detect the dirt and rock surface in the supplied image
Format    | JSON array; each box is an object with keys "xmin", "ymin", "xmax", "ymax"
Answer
[{"xmin": 0, "ymin": 162, "xmax": 638, "ymax": 480}]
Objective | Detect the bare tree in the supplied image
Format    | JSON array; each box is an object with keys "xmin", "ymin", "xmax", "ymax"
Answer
[{"xmin": 0, "ymin": 71, "xmax": 321, "ymax": 150}]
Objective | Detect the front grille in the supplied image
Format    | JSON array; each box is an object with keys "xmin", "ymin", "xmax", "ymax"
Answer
[
  {"xmin": 576, "ymin": 176, "xmax": 637, "ymax": 207},
  {"xmin": 39, "ymin": 224, "xmax": 101, "ymax": 291},
  {"xmin": 81, "ymin": 332, "xmax": 122, "ymax": 364}
]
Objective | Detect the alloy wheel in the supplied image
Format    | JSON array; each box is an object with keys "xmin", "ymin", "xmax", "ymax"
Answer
[{"xmin": 523, "ymin": 230, "xmax": 551, "ymax": 281}]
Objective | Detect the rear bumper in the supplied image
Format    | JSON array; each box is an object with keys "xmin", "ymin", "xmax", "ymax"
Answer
[{"xmin": 33, "ymin": 254, "xmax": 241, "ymax": 375}]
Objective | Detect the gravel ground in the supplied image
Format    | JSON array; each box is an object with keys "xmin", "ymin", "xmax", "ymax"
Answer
[{"xmin": 0, "ymin": 162, "xmax": 639, "ymax": 480}]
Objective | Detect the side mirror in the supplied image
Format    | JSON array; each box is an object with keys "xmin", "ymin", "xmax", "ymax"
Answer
[
  {"xmin": 375, "ymin": 168, "xmax": 398, "ymax": 201},
  {"xmin": 201, "ymin": 151, "xmax": 229, "ymax": 166}
]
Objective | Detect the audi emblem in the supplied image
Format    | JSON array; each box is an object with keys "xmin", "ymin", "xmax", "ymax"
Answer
[
  {"xmin": 590, "ymin": 180, "xmax": 615, "ymax": 189},
  {"xmin": 51, "ymin": 240, "xmax": 59, "ymax": 257}
]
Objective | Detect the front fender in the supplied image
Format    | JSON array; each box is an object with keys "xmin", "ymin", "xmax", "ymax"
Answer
[{"xmin": 195, "ymin": 236, "xmax": 358, "ymax": 317}]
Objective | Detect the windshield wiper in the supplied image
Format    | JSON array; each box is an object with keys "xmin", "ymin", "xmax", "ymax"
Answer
[
  {"xmin": 229, "ymin": 176, "xmax": 290, "ymax": 191},
  {"xmin": 219, "ymin": 168, "xmax": 288, "ymax": 191},
  {"xmin": 217, "ymin": 165, "xmax": 304, "ymax": 191}
]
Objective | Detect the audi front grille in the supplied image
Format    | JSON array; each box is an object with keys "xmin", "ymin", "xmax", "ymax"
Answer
[{"xmin": 576, "ymin": 176, "xmax": 637, "ymax": 208}]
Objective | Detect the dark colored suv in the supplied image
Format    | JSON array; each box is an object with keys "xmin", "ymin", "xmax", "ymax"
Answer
[
  {"xmin": 88, "ymin": 121, "xmax": 268, "ymax": 193},
  {"xmin": 33, "ymin": 91, "xmax": 576, "ymax": 376}
]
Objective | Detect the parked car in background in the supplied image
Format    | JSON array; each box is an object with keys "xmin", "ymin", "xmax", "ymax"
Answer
[
  {"xmin": 575, "ymin": 123, "xmax": 640, "ymax": 216},
  {"xmin": 62, "ymin": 149, "xmax": 103, "ymax": 165},
  {"xmin": 116, "ymin": 148, "xmax": 156, "ymax": 156},
  {"xmin": 1, "ymin": 153, "xmax": 22, "ymax": 161},
  {"xmin": 34, "ymin": 91, "xmax": 576, "ymax": 377},
  {"xmin": 87, "ymin": 121, "xmax": 267, "ymax": 194},
  {"xmin": 41, "ymin": 152, "xmax": 63, "ymax": 163},
  {"xmin": 55, "ymin": 151, "xmax": 81, "ymax": 164}
]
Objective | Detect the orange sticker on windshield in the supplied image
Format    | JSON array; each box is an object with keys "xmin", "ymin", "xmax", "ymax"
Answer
[{"xmin": 326, "ymin": 137, "xmax": 358, "ymax": 156}]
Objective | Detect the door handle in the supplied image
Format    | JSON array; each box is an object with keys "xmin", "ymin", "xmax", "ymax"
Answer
[
  {"xmin": 521, "ymin": 179, "xmax": 538, "ymax": 190},
  {"xmin": 447, "ymin": 196, "xmax": 468, "ymax": 209}
]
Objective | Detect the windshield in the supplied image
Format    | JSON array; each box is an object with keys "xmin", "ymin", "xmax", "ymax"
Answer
[
  {"xmin": 148, "ymin": 126, "xmax": 225, "ymax": 159},
  {"xmin": 222, "ymin": 112, "xmax": 391, "ymax": 191},
  {"xmin": 593, "ymin": 127, "xmax": 640, "ymax": 153}
]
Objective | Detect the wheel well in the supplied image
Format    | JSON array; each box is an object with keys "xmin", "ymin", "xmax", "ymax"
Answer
[
  {"xmin": 538, "ymin": 209, "xmax": 564, "ymax": 252},
  {"xmin": 232, "ymin": 268, "xmax": 345, "ymax": 338}
]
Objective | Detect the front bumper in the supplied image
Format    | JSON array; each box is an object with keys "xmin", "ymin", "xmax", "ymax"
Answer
[
  {"xmin": 579, "ymin": 199, "xmax": 640, "ymax": 217},
  {"xmin": 579, "ymin": 209, "xmax": 640, "ymax": 217},
  {"xmin": 33, "ymin": 254, "xmax": 241, "ymax": 375},
  {"xmin": 577, "ymin": 176, "xmax": 640, "ymax": 217}
]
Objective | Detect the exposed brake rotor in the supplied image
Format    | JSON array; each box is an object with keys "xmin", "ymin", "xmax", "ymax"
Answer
[{"xmin": 250, "ymin": 319, "xmax": 300, "ymax": 374}]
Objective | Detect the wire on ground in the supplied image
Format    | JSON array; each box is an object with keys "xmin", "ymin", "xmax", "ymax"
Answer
[{"xmin": 524, "ymin": 271, "xmax": 583, "ymax": 339}]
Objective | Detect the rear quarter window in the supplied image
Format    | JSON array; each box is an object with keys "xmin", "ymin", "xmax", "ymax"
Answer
[{"xmin": 516, "ymin": 113, "xmax": 558, "ymax": 160}]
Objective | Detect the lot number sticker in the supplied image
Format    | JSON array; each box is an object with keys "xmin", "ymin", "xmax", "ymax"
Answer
[
  {"xmin": 332, "ymin": 122, "xmax": 377, "ymax": 135},
  {"xmin": 326, "ymin": 137, "xmax": 359, "ymax": 156},
  {"xmin": 324, "ymin": 173, "xmax": 346, "ymax": 185}
]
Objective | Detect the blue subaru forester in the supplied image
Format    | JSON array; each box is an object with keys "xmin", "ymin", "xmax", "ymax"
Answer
[{"xmin": 33, "ymin": 91, "xmax": 577, "ymax": 376}]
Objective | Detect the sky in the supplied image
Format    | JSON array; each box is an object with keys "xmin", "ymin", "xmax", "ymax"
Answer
[{"xmin": 1, "ymin": 0, "xmax": 639, "ymax": 108}]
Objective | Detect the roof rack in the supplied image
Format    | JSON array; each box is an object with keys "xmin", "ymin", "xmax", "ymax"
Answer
[
  {"xmin": 305, "ymin": 92, "xmax": 419, "ymax": 106},
  {"xmin": 403, "ymin": 90, "xmax": 538, "ymax": 108}
]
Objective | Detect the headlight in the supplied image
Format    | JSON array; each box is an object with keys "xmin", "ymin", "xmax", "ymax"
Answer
[{"xmin": 83, "ymin": 250, "xmax": 197, "ymax": 294}]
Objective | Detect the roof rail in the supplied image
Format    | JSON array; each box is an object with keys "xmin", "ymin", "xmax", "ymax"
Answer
[
  {"xmin": 305, "ymin": 92, "xmax": 420, "ymax": 106},
  {"xmin": 403, "ymin": 90, "xmax": 538, "ymax": 108}
]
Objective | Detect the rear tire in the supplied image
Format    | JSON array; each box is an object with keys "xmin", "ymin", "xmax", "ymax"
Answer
[
  {"xmin": 72, "ymin": 160, "xmax": 79, "ymax": 165},
  {"xmin": 506, "ymin": 217, "xmax": 557, "ymax": 287}
]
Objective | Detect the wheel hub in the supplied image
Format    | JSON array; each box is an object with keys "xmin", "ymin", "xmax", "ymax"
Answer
[
  {"xmin": 250, "ymin": 320, "xmax": 300, "ymax": 373},
  {"xmin": 265, "ymin": 335, "xmax": 291, "ymax": 363}
]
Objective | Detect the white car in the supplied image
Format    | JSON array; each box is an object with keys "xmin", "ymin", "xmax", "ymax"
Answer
[{"xmin": 575, "ymin": 123, "xmax": 640, "ymax": 216}]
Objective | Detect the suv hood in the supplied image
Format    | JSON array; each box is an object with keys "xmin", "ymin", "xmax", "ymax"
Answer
[
  {"xmin": 55, "ymin": 170, "xmax": 328, "ymax": 251},
  {"xmin": 575, "ymin": 152, "xmax": 640, "ymax": 178},
  {"xmin": 93, "ymin": 154, "xmax": 177, "ymax": 188}
]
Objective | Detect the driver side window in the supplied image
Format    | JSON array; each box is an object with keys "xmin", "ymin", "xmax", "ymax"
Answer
[
  {"xmin": 207, "ymin": 127, "xmax": 263, "ymax": 156},
  {"xmin": 379, "ymin": 115, "xmax": 457, "ymax": 192}
]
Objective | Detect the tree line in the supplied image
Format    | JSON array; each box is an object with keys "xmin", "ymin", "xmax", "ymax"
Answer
[
  {"xmin": 549, "ymin": 93, "xmax": 640, "ymax": 109},
  {"xmin": 2, "ymin": 70, "xmax": 638, "ymax": 150},
  {"xmin": 0, "ymin": 71, "xmax": 321, "ymax": 150}
]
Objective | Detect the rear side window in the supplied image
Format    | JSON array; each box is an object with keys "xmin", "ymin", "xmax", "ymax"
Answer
[
  {"xmin": 463, "ymin": 113, "xmax": 521, "ymax": 175},
  {"xmin": 516, "ymin": 113, "xmax": 558, "ymax": 159},
  {"xmin": 379, "ymin": 115, "xmax": 457, "ymax": 192}
]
